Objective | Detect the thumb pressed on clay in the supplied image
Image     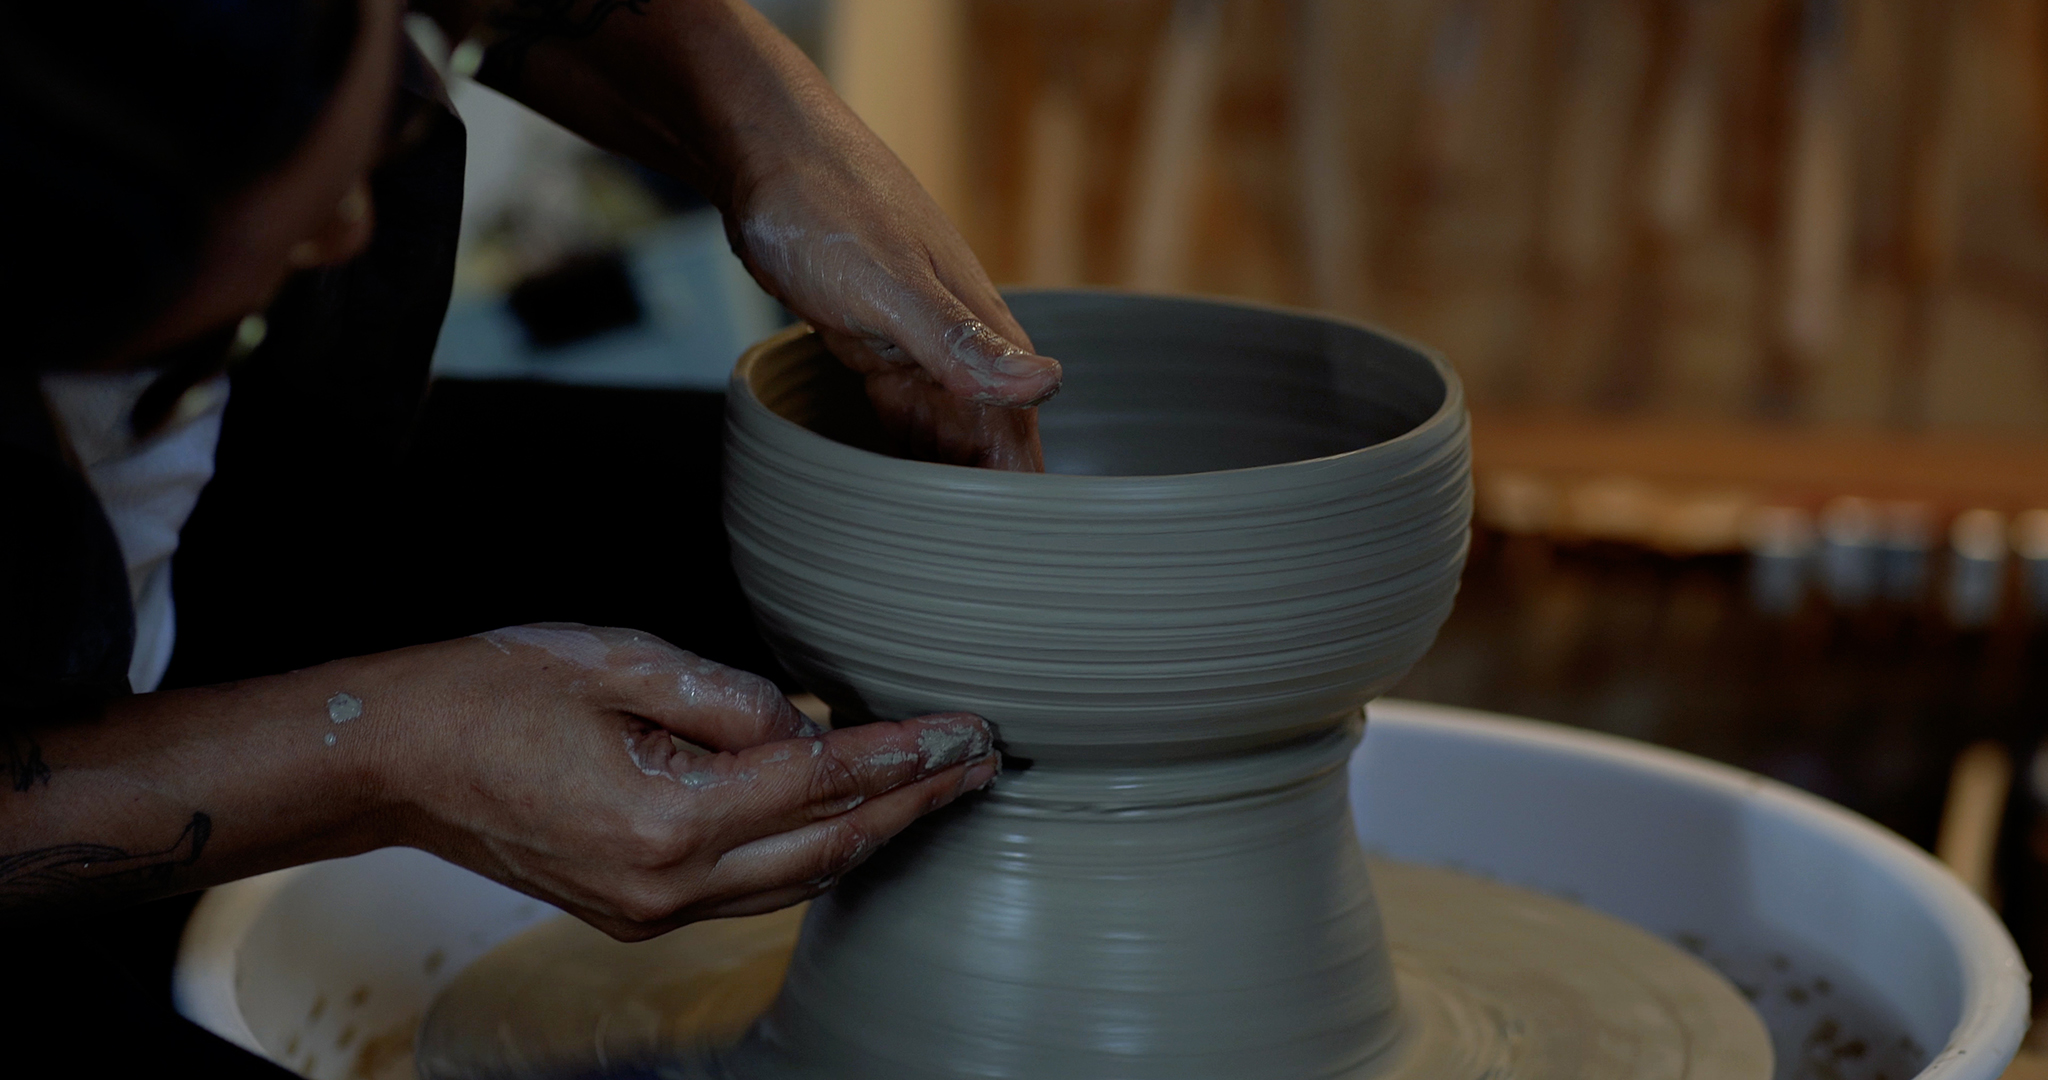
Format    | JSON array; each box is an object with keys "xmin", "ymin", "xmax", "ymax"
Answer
[
  {"xmin": 938, "ymin": 319, "xmax": 1062, "ymax": 408},
  {"xmin": 883, "ymin": 281, "xmax": 1062, "ymax": 408}
]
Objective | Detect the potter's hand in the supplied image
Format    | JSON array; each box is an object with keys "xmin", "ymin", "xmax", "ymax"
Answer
[
  {"xmin": 414, "ymin": 0, "xmax": 1061, "ymax": 470},
  {"xmin": 372, "ymin": 624, "xmax": 998, "ymax": 941},
  {"xmin": 727, "ymin": 129, "xmax": 1062, "ymax": 471}
]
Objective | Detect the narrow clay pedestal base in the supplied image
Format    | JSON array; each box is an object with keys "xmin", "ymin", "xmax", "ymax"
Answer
[{"xmin": 420, "ymin": 855, "xmax": 1771, "ymax": 1080}]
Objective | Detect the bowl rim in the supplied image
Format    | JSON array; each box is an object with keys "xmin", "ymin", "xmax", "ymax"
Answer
[{"xmin": 727, "ymin": 287, "xmax": 1469, "ymax": 485}]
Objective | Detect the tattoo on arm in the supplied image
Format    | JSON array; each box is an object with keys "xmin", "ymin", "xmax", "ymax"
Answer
[
  {"xmin": 3, "ymin": 735, "xmax": 49, "ymax": 792},
  {"xmin": 478, "ymin": 0, "xmax": 653, "ymax": 91},
  {"xmin": 0, "ymin": 811, "xmax": 211, "ymax": 907}
]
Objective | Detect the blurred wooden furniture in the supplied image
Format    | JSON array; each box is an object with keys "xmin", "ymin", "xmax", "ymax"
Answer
[
  {"xmin": 929, "ymin": 0, "xmax": 2048, "ymax": 444},
  {"xmin": 1472, "ymin": 408, "xmax": 2048, "ymax": 520}
]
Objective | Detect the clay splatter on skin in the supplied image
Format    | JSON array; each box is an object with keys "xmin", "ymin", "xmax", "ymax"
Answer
[
  {"xmin": 327, "ymin": 692, "xmax": 362, "ymax": 724},
  {"xmin": 739, "ymin": 223, "xmax": 901, "ymax": 340},
  {"xmin": 673, "ymin": 659, "xmax": 819, "ymax": 737},
  {"xmin": 914, "ymin": 719, "xmax": 992, "ymax": 769},
  {"xmin": 322, "ymin": 692, "xmax": 360, "ymax": 748},
  {"xmin": 675, "ymin": 768, "xmax": 756, "ymax": 790},
  {"xmin": 622, "ymin": 722, "xmax": 780, "ymax": 788},
  {"xmin": 482, "ymin": 625, "xmax": 823, "ymax": 739},
  {"xmin": 476, "ymin": 626, "xmax": 614, "ymax": 669},
  {"xmin": 624, "ymin": 731, "xmax": 666, "ymax": 778}
]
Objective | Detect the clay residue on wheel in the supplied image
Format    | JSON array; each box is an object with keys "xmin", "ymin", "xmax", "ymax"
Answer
[
  {"xmin": 416, "ymin": 858, "xmax": 1770, "ymax": 1080},
  {"xmin": 415, "ymin": 905, "xmax": 805, "ymax": 1079}
]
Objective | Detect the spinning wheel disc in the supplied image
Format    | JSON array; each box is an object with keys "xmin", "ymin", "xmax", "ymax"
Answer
[{"xmin": 418, "ymin": 860, "xmax": 1770, "ymax": 1080}]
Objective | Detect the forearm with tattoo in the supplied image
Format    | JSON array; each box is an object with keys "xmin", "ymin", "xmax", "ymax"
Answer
[
  {"xmin": 4, "ymin": 734, "xmax": 49, "ymax": 793},
  {"xmin": 0, "ymin": 666, "xmax": 390, "ymax": 917},
  {"xmin": 0, "ymin": 811, "xmax": 211, "ymax": 907}
]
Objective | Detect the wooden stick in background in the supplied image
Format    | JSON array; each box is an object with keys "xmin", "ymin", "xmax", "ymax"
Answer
[
  {"xmin": 826, "ymin": 0, "xmax": 969, "ymax": 227},
  {"xmin": 1021, "ymin": 72, "xmax": 1089, "ymax": 286},
  {"xmin": 1645, "ymin": 0, "xmax": 1725, "ymax": 242},
  {"xmin": 1937, "ymin": 740, "xmax": 2014, "ymax": 903},
  {"xmin": 1286, "ymin": 0, "xmax": 1446, "ymax": 317},
  {"xmin": 1523, "ymin": 0, "xmax": 1651, "ymax": 409},
  {"xmin": 1124, "ymin": 0, "xmax": 1227, "ymax": 290},
  {"xmin": 1543, "ymin": 0, "xmax": 1652, "ymax": 286},
  {"xmin": 1291, "ymin": 0, "xmax": 1365, "ymax": 315},
  {"xmin": 1392, "ymin": 0, "xmax": 1555, "ymax": 403},
  {"xmin": 2023, "ymin": 0, "xmax": 2048, "ymax": 408},
  {"xmin": 1776, "ymin": 0, "xmax": 1853, "ymax": 409},
  {"xmin": 1896, "ymin": 0, "xmax": 1965, "ymax": 428},
  {"xmin": 1640, "ymin": 0, "xmax": 1762, "ymax": 419}
]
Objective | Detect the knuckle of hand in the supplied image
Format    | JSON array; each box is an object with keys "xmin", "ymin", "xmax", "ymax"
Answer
[
  {"xmin": 726, "ymin": 668, "xmax": 775, "ymax": 696},
  {"xmin": 626, "ymin": 818, "xmax": 688, "ymax": 867},
  {"xmin": 613, "ymin": 885, "xmax": 677, "ymax": 927},
  {"xmin": 794, "ymin": 878, "xmax": 838, "ymax": 905},
  {"xmin": 818, "ymin": 818, "xmax": 876, "ymax": 874},
  {"xmin": 603, "ymin": 920, "xmax": 661, "ymax": 944},
  {"xmin": 621, "ymin": 635, "xmax": 689, "ymax": 670},
  {"xmin": 727, "ymin": 670, "xmax": 794, "ymax": 719},
  {"xmin": 806, "ymin": 745, "xmax": 864, "ymax": 808}
]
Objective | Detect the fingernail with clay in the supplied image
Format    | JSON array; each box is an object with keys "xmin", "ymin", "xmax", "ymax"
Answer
[
  {"xmin": 945, "ymin": 322, "xmax": 1060, "ymax": 398},
  {"xmin": 1000, "ymin": 358, "xmax": 1063, "ymax": 407},
  {"xmin": 956, "ymin": 755, "xmax": 999, "ymax": 794},
  {"xmin": 994, "ymin": 351, "xmax": 1060, "ymax": 381},
  {"xmin": 914, "ymin": 713, "xmax": 993, "ymax": 772}
]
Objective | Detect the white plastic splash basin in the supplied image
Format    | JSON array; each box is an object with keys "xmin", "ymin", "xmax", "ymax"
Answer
[{"xmin": 175, "ymin": 700, "xmax": 2028, "ymax": 1080}]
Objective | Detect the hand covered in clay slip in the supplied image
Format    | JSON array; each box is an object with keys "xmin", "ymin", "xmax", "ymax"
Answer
[
  {"xmin": 727, "ymin": 119, "xmax": 1061, "ymax": 471},
  {"xmin": 425, "ymin": 0, "xmax": 1057, "ymax": 467},
  {"xmin": 362, "ymin": 624, "xmax": 998, "ymax": 941}
]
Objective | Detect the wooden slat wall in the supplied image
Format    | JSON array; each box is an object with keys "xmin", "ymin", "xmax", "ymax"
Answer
[{"xmin": 956, "ymin": 0, "xmax": 2048, "ymax": 442}]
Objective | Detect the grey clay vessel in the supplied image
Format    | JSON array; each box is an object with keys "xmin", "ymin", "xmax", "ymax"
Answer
[
  {"xmin": 725, "ymin": 289, "xmax": 1472, "ymax": 762},
  {"xmin": 720, "ymin": 290, "xmax": 1472, "ymax": 1079}
]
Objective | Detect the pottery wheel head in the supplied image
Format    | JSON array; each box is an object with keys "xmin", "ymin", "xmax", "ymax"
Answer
[{"xmin": 724, "ymin": 290, "xmax": 1473, "ymax": 762}]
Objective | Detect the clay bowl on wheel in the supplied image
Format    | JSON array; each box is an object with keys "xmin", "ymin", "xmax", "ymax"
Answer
[
  {"xmin": 719, "ymin": 289, "xmax": 1474, "ymax": 1080},
  {"xmin": 722, "ymin": 288, "xmax": 1472, "ymax": 764}
]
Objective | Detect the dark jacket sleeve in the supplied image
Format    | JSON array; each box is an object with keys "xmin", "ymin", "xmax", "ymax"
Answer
[{"xmin": 0, "ymin": 369, "xmax": 134, "ymax": 724}]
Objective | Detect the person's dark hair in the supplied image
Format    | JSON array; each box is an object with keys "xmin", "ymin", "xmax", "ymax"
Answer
[{"xmin": 0, "ymin": 0, "xmax": 361, "ymax": 371}]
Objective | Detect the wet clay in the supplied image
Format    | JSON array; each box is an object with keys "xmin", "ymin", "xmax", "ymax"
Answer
[
  {"xmin": 728, "ymin": 721, "xmax": 1404, "ymax": 1077},
  {"xmin": 417, "ymin": 857, "xmax": 1770, "ymax": 1079},
  {"xmin": 724, "ymin": 291, "xmax": 1471, "ymax": 764},
  {"xmin": 707, "ymin": 292, "xmax": 1765, "ymax": 1077},
  {"xmin": 1372, "ymin": 860, "xmax": 1772, "ymax": 1078},
  {"xmin": 416, "ymin": 906, "xmax": 805, "ymax": 1079}
]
